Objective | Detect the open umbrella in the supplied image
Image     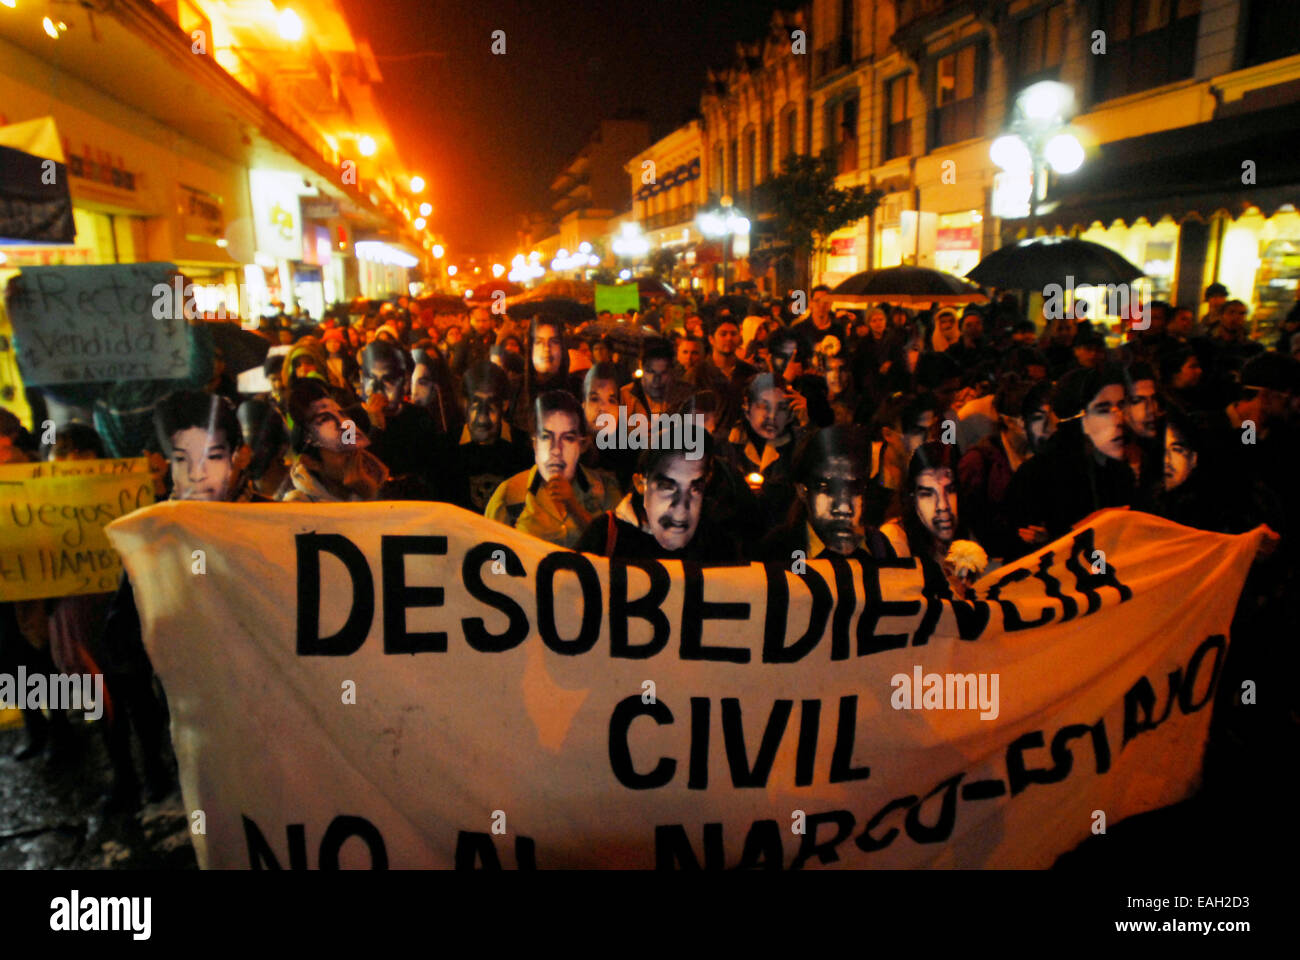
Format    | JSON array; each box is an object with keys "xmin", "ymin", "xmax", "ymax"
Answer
[
  {"xmin": 505, "ymin": 298, "xmax": 596, "ymax": 326},
  {"xmin": 571, "ymin": 320, "xmax": 662, "ymax": 353},
  {"xmin": 634, "ymin": 276, "xmax": 676, "ymax": 299},
  {"xmin": 966, "ymin": 237, "xmax": 1143, "ymax": 290},
  {"xmin": 463, "ymin": 279, "xmax": 523, "ymax": 301},
  {"xmin": 830, "ymin": 266, "xmax": 988, "ymax": 306},
  {"xmin": 714, "ymin": 294, "xmax": 757, "ymax": 318}
]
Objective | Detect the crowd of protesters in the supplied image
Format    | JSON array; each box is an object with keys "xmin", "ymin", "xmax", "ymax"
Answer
[{"xmin": 1, "ymin": 277, "xmax": 1297, "ymax": 816}]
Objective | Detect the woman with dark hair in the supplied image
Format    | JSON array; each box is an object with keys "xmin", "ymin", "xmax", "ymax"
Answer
[
  {"xmin": 581, "ymin": 362, "xmax": 635, "ymax": 490},
  {"xmin": 879, "ymin": 441, "xmax": 978, "ymax": 596},
  {"xmin": 410, "ymin": 343, "xmax": 461, "ymax": 436},
  {"xmin": 281, "ymin": 379, "xmax": 390, "ymax": 502}
]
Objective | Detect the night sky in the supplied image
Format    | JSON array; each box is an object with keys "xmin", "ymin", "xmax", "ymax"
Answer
[{"xmin": 339, "ymin": 0, "xmax": 796, "ymax": 258}]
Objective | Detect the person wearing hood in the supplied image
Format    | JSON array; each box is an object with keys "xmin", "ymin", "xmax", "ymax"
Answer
[
  {"xmin": 1006, "ymin": 364, "xmax": 1136, "ymax": 552},
  {"xmin": 284, "ymin": 335, "xmax": 353, "ymax": 400},
  {"xmin": 576, "ymin": 428, "xmax": 741, "ymax": 562},
  {"xmin": 281, "ymin": 379, "xmax": 391, "ymax": 502},
  {"xmin": 930, "ymin": 309, "xmax": 960, "ymax": 353}
]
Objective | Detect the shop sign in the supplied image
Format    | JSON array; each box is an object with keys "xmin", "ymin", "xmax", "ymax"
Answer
[
  {"xmin": 830, "ymin": 237, "xmax": 857, "ymax": 256},
  {"xmin": 180, "ymin": 184, "xmax": 224, "ymax": 242},
  {"xmin": 937, "ymin": 226, "xmax": 978, "ymax": 251},
  {"xmin": 249, "ymin": 170, "xmax": 306, "ymax": 262},
  {"xmin": 63, "ymin": 141, "xmax": 136, "ymax": 192}
]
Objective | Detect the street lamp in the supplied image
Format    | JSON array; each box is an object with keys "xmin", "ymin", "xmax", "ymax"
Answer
[
  {"xmin": 990, "ymin": 81, "xmax": 1085, "ymax": 234},
  {"xmin": 696, "ymin": 197, "xmax": 750, "ymax": 294},
  {"xmin": 611, "ymin": 222, "xmax": 650, "ymax": 272}
]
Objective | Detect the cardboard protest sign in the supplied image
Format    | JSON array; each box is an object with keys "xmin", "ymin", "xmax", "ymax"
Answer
[
  {"xmin": 106, "ymin": 504, "xmax": 1265, "ymax": 869},
  {"xmin": 594, "ymin": 283, "xmax": 640, "ymax": 316},
  {"xmin": 4, "ymin": 262, "xmax": 190, "ymax": 385},
  {"xmin": 1, "ymin": 458, "xmax": 154, "ymax": 601}
]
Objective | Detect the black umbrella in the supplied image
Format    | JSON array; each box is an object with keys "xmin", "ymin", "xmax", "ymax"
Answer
[
  {"xmin": 714, "ymin": 294, "xmax": 757, "ymax": 318},
  {"xmin": 572, "ymin": 320, "xmax": 662, "ymax": 353},
  {"xmin": 206, "ymin": 321, "xmax": 270, "ymax": 375},
  {"xmin": 966, "ymin": 237, "xmax": 1144, "ymax": 290},
  {"xmin": 634, "ymin": 277, "xmax": 676, "ymax": 299},
  {"xmin": 505, "ymin": 298, "xmax": 595, "ymax": 326},
  {"xmin": 830, "ymin": 266, "xmax": 987, "ymax": 306}
]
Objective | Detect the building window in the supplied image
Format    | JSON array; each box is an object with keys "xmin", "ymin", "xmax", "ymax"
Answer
[
  {"xmin": 885, "ymin": 74, "xmax": 911, "ymax": 161},
  {"xmin": 826, "ymin": 96, "xmax": 859, "ymax": 173},
  {"xmin": 804, "ymin": 98, "xmax": 813, "ymax": 155},
  {"xmin": 762, "ymin": 119, "xmax": 775, "ymax": 180},
  {"xmin": 933, "ymin": 43, "xmax": 984, "ymax": 148},
  {"xmin": 1092, "ymin": 0, "xmax": 1200, "ymax": 103},
  {"xmin": 743, "ymin": 127, "xmax": 757, "ymax": 193},
  {"xmin": 1243, "ymin": 0, "xmax": 1300, "ymax": 68},
  {"xmin": 1013, "ymin": 3, "xmax": 1065, "ymax": 89},
  {"xmin": 781, "ymin": 105, "xmax": 798, "ymax": 166},
  {"xmin": 712, "ymin": 144, "xmax": 725, "ymax": 196},
  {"xmin": 729, "ymin": 138, "xmax": 738, "ymax": 196}
]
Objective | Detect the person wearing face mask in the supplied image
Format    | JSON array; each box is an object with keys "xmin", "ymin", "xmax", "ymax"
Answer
[
  {"xmin": 282, "ymin": 379, "xmax": 391, "ymax": 503},
  {"xmin": 1007, "ymin": 365, "xmax": 1136, "ymax": 550},
  {"xmin": 767, "ymin": 329, "xmax": 834, "ymax": 427},
  {"xmin": 486, "ymin": 391, "xmax": 621, "ymax": 548},
  {"xmin": 357, "ymin": 340, "xmax": 443, "ymax": 487},
  {"xmin": 958, "ymin": 379, "xmax": 1054, "ymax": 564},
  {"xmin": 520, "ymin": 316, "xmax": 578, "ymax": 414},
  {"xmin": 409, "ymin": 344, "xmax": 462, "ymax": 438},
  {"xmin": 1122, "ymin": 362, "xmax": 1165, "ymax": 508},
  {"xmin": 582, "ymin": 362, "xmax": 637, "ymax": 491},
  {"xmin": 449, "ymin": 362, "xmax": 531, "ymax": 513},
  {"xmin": 760, "ymin": 425, "xmax": 893, "ymax": 563},
  {"xmin": 729, "ymin": 373, "xmax": 812, "ymax": 529},
  {"xmin": 235, "ymin": 398, "xmax": 292, "ymax": 502},
  {"xmin": 878, "ymin": 442, "xmax": 974, "ymax": 596},
  {"xmin": 576, "ymin": 430, "xmax": 740, "ymax": 562}
]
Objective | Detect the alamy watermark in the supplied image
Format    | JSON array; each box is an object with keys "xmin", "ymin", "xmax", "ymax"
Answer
[
  {"xmin": 1043, "ymin": 275, "xmax": 1151, "ymax": 330},
  {"xmin": 890, "ymin": 665, "xmax": 999, "ymax": 720},
  {"xmin": 594, "ymin": 407, "xmax": 708, "ymax": 460},
  {"xmin": 0, "ymin": 667, "xmax": 103, "ymax": 721}
]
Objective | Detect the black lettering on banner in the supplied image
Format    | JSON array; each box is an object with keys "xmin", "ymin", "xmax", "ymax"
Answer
[
  {"xmin": 736, "ymin": 819, "xmax": 784, "ymax": 870},
  {"xmin": 721, "ymin": 698, "xmax": 792, "ymax": 788},
  {"xmin": 826, "ymin": 555, "xmax": 855, "ymax": 661},
  {"xmin": 1177, "ymin": 634, "xmax": 1226, "ymax": 714},
  {"xmin": 856, "ymin": 560, "xmax": 921, "ymax": 656},
  {"xmin": 1064, "ymin": 527, "xmax": 1133, "ymax": 612},
  {"xmin": 536, "ymin": 552, "xmax": 601, "ymax": 655},
  {"xmin": 688, "ymin": 697, "xmax": 710, "ymax": 789},
  {"xmin": 453, "ymin": 831, "xmax": 536, "ymax": 869},
  {"xmin": 1122, "ymin": 669, "xmax": 1181, "ymax": 747},
  {"xmin": 460, "ymin": 543, "xmax": 529, "ymax": 652},
  {"xmin": 243, "ymin": 815, "xmax": 301, "ymax": 869},
  {"xmin": 983, "ymin": 566, "xmax": 1054, "ymax": 632},
  {"xmin": 680, "ymin": 562, "xmax": 750, "ymax": 663},
  {"xmin": 1032, "ymin": 551, "xmax": 1077, "ymax": 622},
  {"xmin": 795, "ymin": 699, "xmax": 820, "ymax": 787},
  {"xmin": 791, "ymin": 810, "xmax": 856, "ymax": 868},
  {"xmin": 911, "ymin": 596, "xmax": 945, "ymax": 646},
  {"xmin": 855, "ymin": 795, "xmax": 917, "ymax": 853},
  {"xmin": 829, "ymin": 695, "xmax": 871, "ymax": 782},
  {"xmin": 1007, "ymin": 723, "xmax": 1104, "ymax": 796},
  {"xmin": 296, "ymin": 533, "xmax": 373, "ymax": 656},
  {"xmin": 761, "ymin": 561, "xmax": 831, "ymax": 663},
  {"xmin": 655, "ymin": 823, "xmax": 724, "ymax": 870},
  {"xmin": 904, "ymin": 772, "xmax": 963, "ymax": 844},
  {"xmin": 609, "ymin": 558, "xmax": 671, "ymax": 659},
  {"xmin": 318, "ymin": 815, "xmax": 388, "ymax": 869},
  {"xmin": 608, "ymin": 694, "xmax": 675, "ymax": 789},
  {"xmin": 380, "ymin": 535, "xmax": 447, "ymax": 654}
]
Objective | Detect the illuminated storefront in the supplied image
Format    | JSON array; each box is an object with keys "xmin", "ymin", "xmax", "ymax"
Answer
[{"xmin": 934, "ymin": 210, "xmax": 984, "ymax": 278}]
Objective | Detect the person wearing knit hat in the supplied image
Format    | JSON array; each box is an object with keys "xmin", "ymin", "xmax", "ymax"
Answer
[{"xmin": 1002, "ymin": 363, "xmax": 1135, "ymax": 554}]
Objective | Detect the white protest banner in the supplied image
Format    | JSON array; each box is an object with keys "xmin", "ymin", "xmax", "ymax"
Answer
[
  {"xmin": 106, "ymin": 504, "xmax": 1265, "ymax": 869},
  {"xmin": 4, "ymin": 262, "xmax": 190, "ymax": 385},
  {"xmin": 1, "ymin": 457, "xmax": 154, "ymax": 601}
]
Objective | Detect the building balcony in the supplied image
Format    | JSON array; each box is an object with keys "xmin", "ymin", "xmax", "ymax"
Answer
[
  {"xmin": 813, "ymin": 37, "xmax": 854, "ymax": 82},
  {"xmin": 642, "ymin": 203, "xmax": 698, "ymax": 233},
  {"xmin": 893, "ymin": 0, "xmax": 988, "ymax": 50}
]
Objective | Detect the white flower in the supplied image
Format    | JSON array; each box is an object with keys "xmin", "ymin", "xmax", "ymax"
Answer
[{"xmin": 946, "ymin": 540, "xmax": 988, "ymax": 579}]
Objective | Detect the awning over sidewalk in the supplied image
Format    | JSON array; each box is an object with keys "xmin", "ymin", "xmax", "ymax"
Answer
[
  {"xmin": 1036, "ymin": 100, "xmax": 1300, "ymax": 232},
  {"xmin": 0, "ymin": 117, "xmax": 74, "ymax": 243}
]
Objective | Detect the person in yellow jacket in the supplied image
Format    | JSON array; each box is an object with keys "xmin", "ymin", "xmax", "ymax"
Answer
[{"xmin": 485, "ymin": 391, "xmax": 621, "ymax": 548}]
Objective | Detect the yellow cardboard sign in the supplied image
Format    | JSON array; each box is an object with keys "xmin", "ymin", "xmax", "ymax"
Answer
[{"xmin": 0, "ymin": 457, "xmax": 154, "ymax": 601}]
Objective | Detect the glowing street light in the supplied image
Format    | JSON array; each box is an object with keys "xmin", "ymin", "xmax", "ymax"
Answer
[
  {"xmin": 419, "ymin": 202, "xmax": 433, "ymax": 217},
  {"xmin": 43, "ymin": 17, "xmax": 67, "ymax": 38},
  {"xmin": 578, "ymin": 241, "xmax": 592, "ymax": 255},
  {"xmin": 410, "ymin": 175, "xmax": 426, "ymax": 194},
  {"xmin": 413, "ymin": 217, "xmax": 427, "ymax": 230},
  {"xmin": 432, "ymin": 244, "xmax": 445, "ymax": 259},
  {"xmin": 696, "ymin": 202, "xmax": 750, "ymax": 293},
  {"xmin": 991, "ymin": 81, "xmax": 1085, "ymax": 229},
  {"xmin": 492, "ymin": 263, "xmax": 505, "ymax": 278},
  {"xmin": 277, "ymin": 8, "xmax": 304, "ymax": 42},
  {"xmin": 446, "ymin": 264, "xmax": 458, "ymax": 276},
  {"xmin": 358, "ymin": 135, "xmax": 377, "ymax": 157}
]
